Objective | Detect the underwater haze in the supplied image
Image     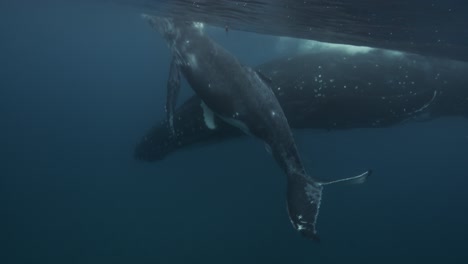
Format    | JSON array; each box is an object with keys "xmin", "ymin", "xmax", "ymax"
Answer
[{"xmin": 1, "ymin": 1, "xmax": 468, "ymax": 263}]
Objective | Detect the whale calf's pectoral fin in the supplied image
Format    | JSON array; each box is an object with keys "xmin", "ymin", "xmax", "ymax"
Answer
[
  {"xmin": 166, "ymin": 56, "xmax": 181, "ymax": 134},
  {"xmin": 319, "ymin": 170, "xmax": 371, "ymax": 186}
]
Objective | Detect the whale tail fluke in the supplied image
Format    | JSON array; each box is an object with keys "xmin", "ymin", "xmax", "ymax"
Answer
[
  {"xmin": 320, "ymin": 170, "xmax": 371, "ymax": 186},
  {"xmin": 287, "ymin": 170, "xmax": 371, "ymax": 240},
  {"xmin": 287, "ymin": 173, "xmax": 323, "ymax": 240}
]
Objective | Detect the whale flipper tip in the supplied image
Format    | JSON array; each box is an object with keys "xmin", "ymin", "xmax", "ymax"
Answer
[{"xmin": 320, "ymin": 170, "xmax": 371, "ymax": 186}]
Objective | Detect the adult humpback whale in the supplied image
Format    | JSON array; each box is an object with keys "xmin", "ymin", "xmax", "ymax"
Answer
[
  {"xmin": 116, "ymin": 0, "xmax": 468, "ymax": 61},
  {"xmin": 143, "ymin": 15, "xmax": 369, "ymax": 239},
  {"xmin": 136, "ymin": 49, "xmax": 468, "ymax": 161}
]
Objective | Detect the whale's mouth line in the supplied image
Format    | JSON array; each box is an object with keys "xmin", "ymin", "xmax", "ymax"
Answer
[{"xmin": 412, "ymin": 90, "xmax": 438, "ymax": 114}]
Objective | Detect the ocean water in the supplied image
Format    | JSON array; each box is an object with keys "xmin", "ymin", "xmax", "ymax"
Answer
[{"xmin": 1, "ymin": 1, "xmax": 468, "ymax": 263}]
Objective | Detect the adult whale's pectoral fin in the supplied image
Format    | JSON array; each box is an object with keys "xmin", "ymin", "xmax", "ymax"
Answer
[
  {"xmin": 166, "ymin": 57, "xmax": 181, "ymax": 134},
  {"xmin": 287, "ymin": 170, "xmax": 371, "ymax": 240}
]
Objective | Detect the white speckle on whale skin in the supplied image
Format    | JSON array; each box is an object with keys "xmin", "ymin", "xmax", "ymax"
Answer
[
  {"xmin": 271, "ymin": 110, "xmax": 277, "ymax": 117},
  {"xmin": 297, "ymin": 224, "xmax": 306, "ymax": 231}
]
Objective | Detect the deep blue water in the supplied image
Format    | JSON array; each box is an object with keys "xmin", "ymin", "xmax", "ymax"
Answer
[{"xmin": 1, "ymin": 1, "xmax": 468, "ymax": 263}]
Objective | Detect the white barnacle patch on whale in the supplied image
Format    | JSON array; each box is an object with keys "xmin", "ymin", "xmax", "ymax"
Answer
[
  {"xmin": 297, "ymin": 224, "xmax": 306, "ymax": 231},
  {"xmin": 187, "ymin": 53, "xmax": 198, "ymax": 68},
  {"xmin": 200, "ymin": 101, "xmax": 216, "ymax": 130},
  {"xmin": 192, "ymin": 22, "xmax": 205, "ymax": 34}
]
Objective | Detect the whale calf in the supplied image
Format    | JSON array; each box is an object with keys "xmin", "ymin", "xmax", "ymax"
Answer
[
  {"xmin": 135, "ymin": 50, "xmax": 468, "ymax": 162},
  {"xmin": 143, "ymin": 15, "xmax": 369, "ymax": 239}
]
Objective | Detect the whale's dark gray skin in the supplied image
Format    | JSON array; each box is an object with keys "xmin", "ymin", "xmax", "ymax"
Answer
[
  {"xmin": 136, "ymin": 49, "xmax": 468, "ymax": 162},
  {"xmin": 118, "ymin": 0, "xmax": 468, "ymax": 61},
  {"xmin": 143, "ymin": 15, "xmax": 369, "ymax": 239}
]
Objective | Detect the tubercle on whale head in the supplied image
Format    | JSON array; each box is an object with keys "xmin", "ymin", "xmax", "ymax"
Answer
[
  {"xmin": 141, "ymin": 14, "xmax": 204, "ymax": 39},
  {"xmin": 141, "ymin": 14, "xmax": 179, "ymax": 42}
]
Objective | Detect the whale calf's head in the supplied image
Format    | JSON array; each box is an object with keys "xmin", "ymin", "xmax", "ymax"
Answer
[{"xmin": 141, "ymin": 14, "xmax": 181, "ymax": 45}]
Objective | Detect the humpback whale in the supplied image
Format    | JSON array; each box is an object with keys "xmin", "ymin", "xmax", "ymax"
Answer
[
  {"xmin": 135, "ymin": 50, "xmax": 468, "ymax": 162},
  {"xmin": 121, "ymin": 0, "xmax": 468, "ymax": 61},
  {"xmin": 143, "ymin": 15, "xmax": 369, "ymax": 239}
]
